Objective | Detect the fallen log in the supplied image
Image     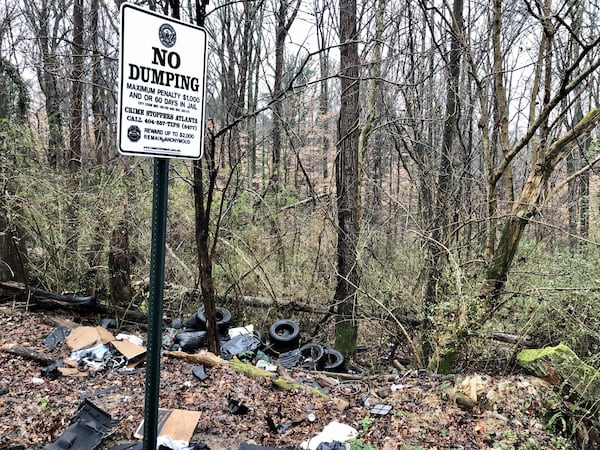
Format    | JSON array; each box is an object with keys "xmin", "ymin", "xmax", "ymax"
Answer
[
  {"xmin": 1, "ymin": 343, "xmax": 56, "ymax": 365},
  {"xmin": 0, "ymin": 281, "xmax": 96, "ymax": 306},
  {"xmin": 489, "ymin": 331, "xmax": 535, "ymax": 347},
  {"xmin": 164, "ymin": 350, "xmax": 225, "ymax": 368},
  {"xmin": 164, "ymin": 350, "xmax": 330, "ymax": 398}
]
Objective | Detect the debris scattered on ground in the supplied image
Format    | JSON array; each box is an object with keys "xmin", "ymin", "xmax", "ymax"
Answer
[{"xmin": 0, "ymin": 306, "xmax": 579, "ymax": 449}]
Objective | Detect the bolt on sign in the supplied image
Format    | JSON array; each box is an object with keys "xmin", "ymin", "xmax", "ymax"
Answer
[{"xmin": 118, "ymin": 3, "xmax": 206, "ymax": 159}]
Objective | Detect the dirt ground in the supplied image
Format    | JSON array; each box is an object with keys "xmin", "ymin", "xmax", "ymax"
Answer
[{"xmin": 0, "ymin": 305, "xmax": 576, "ymax": 449}]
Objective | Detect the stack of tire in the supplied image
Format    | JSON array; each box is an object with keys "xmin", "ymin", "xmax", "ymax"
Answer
[
  {"xmin": 173, "ymin": 306, "xmax": 233, "ymax": 353},
  {"xmin": 268, "ymin": 319, "xmax": 301, "ymax": 353},
  {"xmin": 268, "ymin": 319, "xmax": 345, "ymax": 372}
]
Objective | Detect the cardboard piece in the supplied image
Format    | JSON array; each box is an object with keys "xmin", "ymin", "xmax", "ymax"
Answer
[
  {"xmin": 110, "ymin": 339, "xmax": 146, "ymax": 362},
  {"xmin": 62, "ymin": 326, "xmax": 147, "ymax": 375},
  {"xmin": 65, "ymin": 326, "xmax": 115, "ymax": 351},
  {"xmin": 134, "ymin": 409, "xmax": 201, "ymax": 442}
]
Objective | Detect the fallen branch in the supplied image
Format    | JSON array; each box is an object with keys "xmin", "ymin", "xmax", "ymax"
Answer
[
  {"xmin": 489, "ymin": 331, "xmax": 535, "ymax": 347},
  {"xmin": 164, "ymin": 350, "xmax": 225, "ymax": 368}
]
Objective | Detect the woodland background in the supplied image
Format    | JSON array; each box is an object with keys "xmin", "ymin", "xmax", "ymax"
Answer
[{"xmin": 0, "ymin": 0, "xmax": 599, "ymax": 373}]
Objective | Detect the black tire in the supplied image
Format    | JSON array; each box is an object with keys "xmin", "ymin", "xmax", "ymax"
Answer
[
  {"xmin": 322, "ymin": 348, "xmax": 345, "ymax": 372},
  {"xmin": 268, "ymin": 319, "xmax": 300, "ymax": 351},
  {"xmin": 186, "ymin": 312, "xmax": 203, "ymax": 329},
  {"xmin": 196, "ymin": 306, "xmax": 232, "ymax": 333},
  {"xmin": 299, "ymin": 343, "xmax": 325, "ymax": 370},
  {"xmin": 173, "ymin": 330, "xmax": 207, "ymax": 353}
]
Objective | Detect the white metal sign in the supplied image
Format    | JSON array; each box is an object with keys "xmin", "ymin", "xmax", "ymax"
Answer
[{"xmin": 118, "ymin": 3, "xmax": 206, "ymax": 159}]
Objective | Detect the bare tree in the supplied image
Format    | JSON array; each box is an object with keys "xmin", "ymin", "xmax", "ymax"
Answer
[{"xmin": 270, "ymin": 0, "xmax": 301, "ymax": 188}]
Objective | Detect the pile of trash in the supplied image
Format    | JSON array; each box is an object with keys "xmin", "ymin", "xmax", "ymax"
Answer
[
  {"xmin": 167, "ymin": 307, "xmax": 348, "ymax": 374},
  {"xmin": 38, "ymin": 307, "xmax": 384, "ymax": 450}
]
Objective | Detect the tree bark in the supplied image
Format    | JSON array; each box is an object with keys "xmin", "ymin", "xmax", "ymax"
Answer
[{"xmin": 193, "ymin": 134, "xmax": 220, "ymax": 354}]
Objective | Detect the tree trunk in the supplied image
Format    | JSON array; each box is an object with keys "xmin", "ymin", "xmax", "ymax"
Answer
[
  {"xmin": 26, "ymin": 0, "xmax": 66, "ymax": 170},
  {"xmin": 334, "ymin": 0, "xmax": 361, "ymax": 357},
  {"xmin": 0, "ymin": 62, "xmax": 28, "ymax": 284},
  {"xmin": 422, "ymin": 0, "xmax": 464, "ymax": 369},
  {"xmin": 193, "ymin": 147, "xmax": 220, "ymax": 354},
  {"xmin": 492, "ymin": 0, "xmax": 513, "ymax": 205},
  {"xmin": 315, "ymin": 0, "xmax": 331, "ymax": 181},
  {"xmin": 66, "ymin": 0, "xmax": 84, "ymax": 269},
  {"xmin": 108, "ymin": 221, "xmax": 132, "ymax": 308},
  {"xmin": 270, "ymin": 0, "xmax": 300, "ymax": 189}
]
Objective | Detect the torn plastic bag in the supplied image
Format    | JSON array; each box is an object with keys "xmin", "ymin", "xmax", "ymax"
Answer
[
  {"xmin": 157, "ymin": 435, "xmax": 188, "ymax": 449},
  {"xmin": 192, "ymin": 365, "xmax": 209, "ymax": 381},
  {"xmin": 108, "ymin": 441, "xmax": 209, "ymax": 450},
  {"xmin": 43, "ymin": 399, "xmax": 112, "ymax": 450},
  {"xmin": 43, "ymin": 326, "xmax": 70, "ymax": 348},
  {"xmin": 221, "ymin": 334, "xmax": 261, "ymax": 360},
  {"xmin": 227, "ymin": 398, "xmax": 249, "ymax": 415},
  {"xmin": 265, "ymin": 416, "xmax": 302, "ymax": 434},
  {"xmin": 173, "ymin": 330, "xmax": 206, "ymax": 353},
  {"xmin": 99, "ymin": 318, "xmax": 117, "ymax": 329},
  {"xmin": 106, "ymin": 443, "xmax": 142, "ymax": 450},
  {"xmin": 300, "ymin": 421, "xmax": 358, "ymax": 450},
  {"xmin": 115, "ymin": 333, "xmax": 144, "ymax": 346},
  {"xmin": 278, "ymin": 349, "xmax": 301, "ymax": 369}
]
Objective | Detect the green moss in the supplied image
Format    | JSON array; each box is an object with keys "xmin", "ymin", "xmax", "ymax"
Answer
[
  {"xmin": 517, "ymin": 344, "xmax": 576, "ymax": 365},
  {"xmin": 517, "ymin": 344, "xmax": 600, "ymax": 401}
]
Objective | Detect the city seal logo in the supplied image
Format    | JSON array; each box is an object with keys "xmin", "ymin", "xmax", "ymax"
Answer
[
  {"xmin": 127, "ymin": 125, "xmax": 141, "ymax": 142},
  {"xmin": 159, "ymin": 23, "xmax": 177, "ymax": 48}
]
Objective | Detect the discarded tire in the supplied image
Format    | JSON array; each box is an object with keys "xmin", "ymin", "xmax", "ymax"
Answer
[
  {"xmin": 186, "ymin": 312, "xmax": 202, "ymax": 329},
  {"xmin": 299, "ymin": 343, "xmax": 325, "ymax": 370},
  {"xmin": 322, "ymin": 348, "xmax": 345, "ymax": 372},
  {"xmin": 268, "ymin": 319, "xmax": 301, "ymax": 352},
  {"xmin": 173, "ymin": 330, "xmax": 207, "ymax": 353},
  {"xmin": 195, "ymin": 306, "xmax": 232, "ymax": 333}
]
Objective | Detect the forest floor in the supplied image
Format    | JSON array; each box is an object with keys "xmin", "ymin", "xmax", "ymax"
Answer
[{"xmin": 0, "ymin": 305, "xmax": 577, "ymax": 450}]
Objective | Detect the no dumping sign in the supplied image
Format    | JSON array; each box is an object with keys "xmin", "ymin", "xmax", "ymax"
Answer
[{"xmin": 118, "ymin": 3, "xmax": 206, "ymax": 159}]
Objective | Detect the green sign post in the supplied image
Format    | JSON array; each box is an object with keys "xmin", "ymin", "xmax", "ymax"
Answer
[
  {"xmin": 117, "ymin": 3, "xmax": 206, "ymax": 449},
  {"xmin": 144, "ymin": 158, "xmax": 169, "ymax": 449}
]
